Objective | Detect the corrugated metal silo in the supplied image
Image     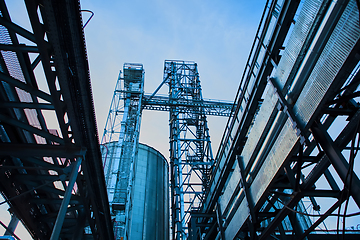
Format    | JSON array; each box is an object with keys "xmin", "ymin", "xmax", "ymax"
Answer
[
  {"xmin": 127, "ymin": 143, "xmax": 169, "ymax": 240},
  {"xmin": 101, "ymin": 142, "xmax": 169, "ymax": 240}
]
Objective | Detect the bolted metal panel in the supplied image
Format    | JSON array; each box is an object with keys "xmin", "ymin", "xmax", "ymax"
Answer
[
  {"xmin": 250, "ymin": 117, "xmax": 298, "ymax": 205},
  {"xmin": 241, "ymin": 85, "xmax": 278, "ymax": 169}
]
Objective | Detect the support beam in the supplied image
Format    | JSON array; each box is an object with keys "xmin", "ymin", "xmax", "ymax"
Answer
[
  {"xmin": 0, "ymin": 220, "xmax": 20, "ymax": 240},
  {"xmin": 0, "ymin": 113, "xmax": 65, "ymax": 144},
  {"xmin": 0, "ymin": 102, "xmax": 55, "ymax": 110},
  {"xmin": 0, "ymin": 16, "xmax": 37, "ymax": 43},
  {"xmin": 237, "ymin": 155, "xmax": 257, "ymax": 239},
  {"xmin": 0, "ymin": 143, "xmax": 86, "ymax": 157},
  {"xmin": 311, "ymin": 121, "xmax": 360, "ymax": 207},
  {"xmin": 4, "ymin": 213, "xmax": 19, "ymax": 236},
  {"xmin": 216, "ymin": 202, "xmax": 226, "ymax": 240},
  {"xmin": 50, "ymin": 157, "xmax": 82, "ymax": 240},
  {"xmin": 0, "ymin": 71, "xmax": 53, "ymax": 103},
  {"xmin": 0, "ymin": 43, "xmax": 39, "ymax": 52}
]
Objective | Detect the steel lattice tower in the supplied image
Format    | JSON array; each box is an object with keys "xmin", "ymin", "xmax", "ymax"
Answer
[
  {"xmin": 101, "ymin": 63, "xmax": 144, "ymax": 239},
  {"xmin": 101, "ymin": 60, "xmax": 233, "ymax": 240},
  {"xmin": 165, "ymin": 61, "xmax": 214, "ymax": 239}
]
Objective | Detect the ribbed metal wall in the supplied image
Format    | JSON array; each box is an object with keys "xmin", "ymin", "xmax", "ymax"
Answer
[
  {"xmin": 294, "ymin": 0, "xmax": 360, "ymax": 125},
  {"xmin": 275, "ymin": 0, "xmax": 323, "ymax": 87},
  {"xmin": 127, "ymin": 143, "xmax": 169, "ymax": 240},
  {"xmin": 102, "ymin": 142, "xmax": 169, "ymax": 240}
]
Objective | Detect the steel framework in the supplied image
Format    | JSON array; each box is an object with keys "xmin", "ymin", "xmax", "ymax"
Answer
[
  {"xmin": 142, "ymin": 94, "xmax": 233, "ymax": 117},
  {"xmin": 101, "ymin": 60, "xmax": 234, "ymax": 240},
  {"xmin": 101, "ymin": 63, "xmax": 144, "ymax": 239},
  {"xmin": 164, "ymin": 61, "xmax": 215, "ymax": 239},
  {"xmin": 192, "ymin": 0, "xmax": 360, "ymax": 239},
  {"xmin": 0, "ymin": 0, "xmax": 113, "ymax": 239}
]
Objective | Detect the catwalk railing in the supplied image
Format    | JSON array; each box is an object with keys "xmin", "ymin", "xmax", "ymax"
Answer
[
  {"xmin": 142, "ymin": 95, "xmax": 233, "ymax": 117},
  {"xmin": 0, "ymin": 1, "xmax": 113, "ymax": 239},
  {"xmin": 194, "ymin": 0, "xmax": 360, "ymax": 239}
]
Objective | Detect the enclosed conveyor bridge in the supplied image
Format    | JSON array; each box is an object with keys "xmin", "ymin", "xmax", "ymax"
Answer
[{"xmin": 193, "ymin": 0, "xmax": 360, "ymax": 239}]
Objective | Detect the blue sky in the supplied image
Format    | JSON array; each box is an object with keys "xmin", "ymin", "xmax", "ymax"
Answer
[
  {"xmin": 80, "ymin": 0, "xmax": 267, "ymax": 156},
  {"xmin": 75, "ymin": 0, "xmax": 360, "ymax": 234},
  {"xmin": 0, "ymin": 0, "xmax": 267, "ymax": 238}
]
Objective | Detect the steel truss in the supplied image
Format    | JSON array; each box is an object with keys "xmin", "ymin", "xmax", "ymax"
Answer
[
  {"xmin": 101, "ymin": 60, "xmax": 234, "ymax": 240},
  {"xmin": 142, "ymin": 95, "xmax": 233, "ymax": 117},
  {"xmin": 194, "ymin": 0, "xmax": 360, "ymax": 239},
  {"xmin": 101, "ymin": 63, "xmax": 144, "ymax": 239},
  {"xmin": 163, "ymin": 60, "xmax": 215, "ymax": 239},
  {"xmin": 0, "ymin": 0, "xmax": 113, "ymax": 239}
]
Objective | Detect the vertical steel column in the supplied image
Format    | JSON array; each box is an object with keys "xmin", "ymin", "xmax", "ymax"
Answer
[
  {"xmin": 216, "ymin": 202, "xmax": 226, "ymax": 240},
  {"xmin": 189, "ymin": 214, "xmax": 197, "ymax": 240},
  {"xmin": 50, "ymin": 157, "xmax": 82, "ymax": 240},
  {"xmin": 169, "ymin": 61, "xmax": 184, "ymax": 239},
  {"xmin": 167, "ymin": 60, "xmax": 215, "ymax": 239},
  {"xmin": 101, "ymin": 64, "xmax": 144, "ymax": 240}
]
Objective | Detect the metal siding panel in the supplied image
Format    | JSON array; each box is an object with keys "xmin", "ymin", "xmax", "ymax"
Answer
[
  {"xmin": 224, "ymin": 117, "xmax": 299, "ymax": 240},
  {"xmin": 129, "ymin": 143, "xmax": 169, "ymax": 240},
  {"xmin": 219, "ymin": 85, "xmax": 278, "ymax": 215},
  {"xmin": 250, "ymin": 118, "xmax": 298, "ymax": 204},
  {"xmin": 294, "ymin": 0, "xmax": 360, "ymax": 125},
  {"xmin": 275, "ymin": 0, "xmax": 323, "ymax": 86},
  {"xmin": 224, "ymin": 196, "xmax": 249, "ymax": 240},
  {"xmin": 219, "ymin": 163, "xmax": 240, "ymax": 215},
  {"xmin": 242, "ymin": 85, "xmax": 278, "ymax": 167}
]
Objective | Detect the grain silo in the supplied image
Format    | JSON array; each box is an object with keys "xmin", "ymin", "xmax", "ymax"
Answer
[{"xmin": 101, "ymin": 142, "xmax": 169, "ymax": 240}]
